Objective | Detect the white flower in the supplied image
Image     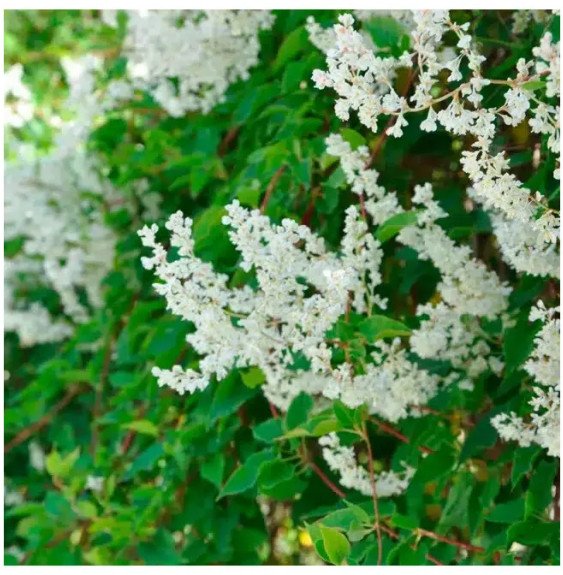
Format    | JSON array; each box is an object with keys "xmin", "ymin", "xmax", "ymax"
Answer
[
  {"xmin": 319, "ymin": 433, "xmax": 414, "ymax": 497},
  {"xmin": 121, "ymin": 10, "xmax": 274, "ymax": 116},
  {"xmin": 493, "ymin": 305, "xmax": 560, "ymax": 456},
  {"xmin": 4, "ymin": 64, "xmax": 34, "ymax": 128},
  {"xmin": 29, "ymin": 441, "xmax": 45, "ymax": 472},
  {"xmin": 85, "ymin": 475, "xmax": 105, "ymax": 493}
]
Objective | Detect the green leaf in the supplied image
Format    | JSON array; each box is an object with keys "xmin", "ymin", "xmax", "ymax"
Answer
[
  {"xmin": 121, "ymin": 419, "xmax": 159, "ymax": 437},
  {"xmin": 310, "ymin": 417, "xmax": 342, "ymax": 437},
  {"xmin": 391, "ymin": 513, "xmax": 418, "ymax": 530},
  {"xmin": 292, "ymin": 157, "xmax": 312, "ymax": 186},
  {"xmin": 512, "ymin": 445, "xmax": 542, "ymax": 487},
  {"xmin": 45, "ymin": 448, "xmax": 80, "ymax": 479},
  {"xmin": 76, "ymin": 500, "xmax": 98, "ymax": 519},
  {"xmin": 364, "ymin": 16, "xmax": 408, "ymax": 49},
  {"xmin": 503, "ymin": 313, "xmax": 541, "ymax": 373},
  {"xmin": 522, "ymin": 80, "xmax": 546, "ymax": 92},
  {"xmin": 460, "ymin": 413, "xmax": 497, "ymax": 461},
  {"xmin": 210, "ymin": 373, "xmax": 256, "ymax": 421},
  {"xmin": 438, "ymin": 472, "xmax": 473, "ymax": 533},
  {"xmin": 359, "ymin": 315, "xmax": 411, "ymax": 341},
  {"xmin": 486, "ymin": 499, "xmax": 525, "ymax": 524},
  {"xmin": 219, "ymin": 449, "xmax": 274, "ymax": 498},
  {"xmin": 138, "ymin": 528, "xmax": 182, "ymax": 565},
  {"xmin": 201, "ymin": 453, "xmax": 225, "ymax": 489},
  {"xmin": 414, "ymin": 449, "xmax": 456, "ymax": 483},
  {"xmin": 387, "ymin": 539, "xmax": 425, "ymax": 565},
  {"xmin": 320, "ymin": 525, "xmax": 351, "ymax": 565},
  {"xmin": 45, "ymin": 491, "xmax": 75, "ymax": 522},
  {"xmin": 333, "ymin": 401, "xmax": 356, "ymax": 429},
  {"xmin": 281, "ymin": 427, "xmax": 311, "ymax": 439},
  {"xmin": 340, "ymin": 128, "xmax": 366, "ymax": 149},
  {"xmin": 375, "ymin": 211, "xmax": 418, "ymax": 242},
  {"xmin": 507, "ymin": 520, "xmax": 559, "ymax": 547},
  {"xmin": 257, "ymin": 459, "xmax": 306, "ymax": 499},
  {"xmin": 240, "ymin": 366, "xmax": 266, "ymax": 389},
  {"xmin": 124, "ymin": 443, "xmax": 164, "ymax": 480},
  {"xmin": 307, "ymin": 523, "xmax": 329, "ymax": 562},
  {"xmin": 525, "ymin": 459, "xmax": 557, "ymax": 519},
  {"xmin": 273, "ymin": 25, "xmax": 308, "ymax": 71},
  {"xmin": 331, "ymin": 402, "xmax": 365, "ymax": 433},
  {"xmin": 258, "ymin": 459, "xmax": 294, "ymax": 490},
  {"xmin": 253, "ymin": 418, "xmax": 283, "ymax": 443},
  {"xmin": 321, "ymin": 504, "xmax": 370, "ymax": 532},
  {"xmin": 286, "ymin": 392, "xmax": 313, "ymax": 429}
]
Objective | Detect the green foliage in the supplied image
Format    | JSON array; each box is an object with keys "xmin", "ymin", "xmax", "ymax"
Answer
[{"xmin": 4, "ymin": 8, "xmax": 559, "ymax": 568}]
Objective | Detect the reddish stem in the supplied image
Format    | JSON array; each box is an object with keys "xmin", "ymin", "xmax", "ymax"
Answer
[
  {"xmin": 5, "ymin": 385, "xmax": 83, "ymax": 453},
  {"xmin": 372, "ymin": 417, "xmax": 434, "ymax": 455},
  {"xmin": 308, "ymin": 460, "xmax": 346, "ymax": 498},
  {"xmin": 416, "ymin": 528, "xmax": 485, "ymax": 553},
  {"xmin": 268, "ymin": 401, "xmax": 280, "ymax": 419},
  {"xmin": 260, "ymin": 165, "xmax": 287, "ymax": 213}
]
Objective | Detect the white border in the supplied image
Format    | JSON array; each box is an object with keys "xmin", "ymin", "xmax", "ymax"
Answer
[
  {"xmin": 1, "ymin": 1, "xmax": 563, "ymax": 10},
  {"xmin": 2, "ymin": 2, "xmax": 561, "ymax": 573}
]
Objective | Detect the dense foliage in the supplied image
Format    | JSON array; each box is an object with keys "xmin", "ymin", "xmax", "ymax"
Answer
[{"xmin": 4, "ymin": 9, "xmax": 560, "ymax": 567}]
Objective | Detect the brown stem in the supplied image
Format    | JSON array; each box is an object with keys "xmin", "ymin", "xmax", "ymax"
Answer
[
  {"xmin": 5, "ymin": 385, "xmax": 84, "ymax": 453},
  {"xmin": 416, "ymin": 528, "xmax": 485, "ymax": 553},
  {"xmin": 300, "ymin": 185, "xmax": 322, "ymax": 226},
  {"xmin": 20, "ymin": 518, "xmax": 93, "ymax": 564},
  {"xmin": 365, "ymin": 124, "xmax": 393, "ymax": 170},
  {"xmin": 91, "ymin": 296, "xmax": 139, "ymax": 455},
  {"xmin": 371, "ymin": 417, "xmax": 434, "ymax": 455},
  {"xmin": 359, "ymin": 192, "xmax": 368, "ymax": 220},
  {"xmin": 365, "ymin": 67, "xmax": 417, "ymax": 170},
  {"xmin": 363, "ymin": 423, "xmax": 383, "ymax": 566},
  {"xmin": 309, "ymin": 434, "xmax": 476, "ymax": 565},
  {"xmin": 218, "ymin": 126, "xmax": 240, "ymax": 157},
  {"xmin": 121, "ymin": 429, "xmax": 136, "ymax": 455},
  {"xmin": 120, "ymin": 405, "xmax": 147, "ymax": 455},
  {"xmin": 308, "ymin": 460, "xmax": 346, "ymax": 499},
  {"xmin": 380, "ymin": 524, "xmax": 444, "ymax": 566},
  {"xmin": 260, "ymin": 165, "xmax": 287, "ymax": 213},
  {"xmin": 268, "ymin": 401, "xmax": 280, "ymax": 419},
  {"xmin": 90, "ymin": 331, "xmax": 116, "ymax": 456}
]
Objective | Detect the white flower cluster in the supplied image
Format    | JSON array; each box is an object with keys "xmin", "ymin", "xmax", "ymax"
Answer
[
  {"xmin": 326, "ymin": 136, "xmax": 509, "ymax": 383},
  {"xmin": 110, "ymin": 10, "xmax": 274, "ymax": 116},
  {"xmin": 399, "ymin": 184, "xmax": 509, "ymax": 382},
  {"xmin": 138, "ymin": 11, "xmax": 560, "ymax": 499},
  {"xmin": 306, "ymin": 16, "xmax": 338, "ymax": 54},
  {"xmin": 398, "ymin": 183, "xmax": 510, "ymax": 318},
  {"xmin": 313, "ymin": 12, "xmax": 560, "ymax": 245},
  {"xmin": 311, "ymin": 14, "xmax": 412, "ymax": 133},
  {"xmin": 319, "ymin": 432, "xmax": 414, "ymax": 497},
  {"xmin": 4, "ymin": 57, "xmax": 122, "ymax": 345},
  {"xmin": 140, "ymin": 178, "xmax": 461, "ymax": 424},
  {"xmin": 4, "ymin": 64, "xmax": 34, "ymax": 128},
  {"xmin": 57, "ymin": 55, "xmax": 134, "ymax": 157},
  {"xmin": 493, "ymin": 302, "xmax": 560, "ymax": 457},
  {"xmin": 511, "ymin": 10, "xmax": 552, "ymax": 35},
  {"xmin": 489, "ymin": 210, "xmax": 560, "ymax": 278},
  {"xmin": 332, "ymin": 338, "xmax": 441, "ymax": 422},
  {"xmin": 325, "ymin": 134, "xmax": 401, "ymax": 225},
  {"xmin": 139, "ymin": 200, "xmax": 387, "ymax": 410},
  {"xmin": 4, "ymin": 152, "xmax": 116, "ymax": 343},
  {"xmin": 4, "ymin": 261, "xmax": 74, "ymax": 346},
  {"xmin": 141, "ymin": 125, "xmax": 522, "ymax": 499},
  {"xmin": 312, "ymin": 14, "xmax": 559, "ymax": 458},
  {"xmin": 353, "ymin": 10, "xmax": 415, "ymax": 29},
  {"xmin": 5, "ymin": 49, "xmax": 163, "ymax": 346}
]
